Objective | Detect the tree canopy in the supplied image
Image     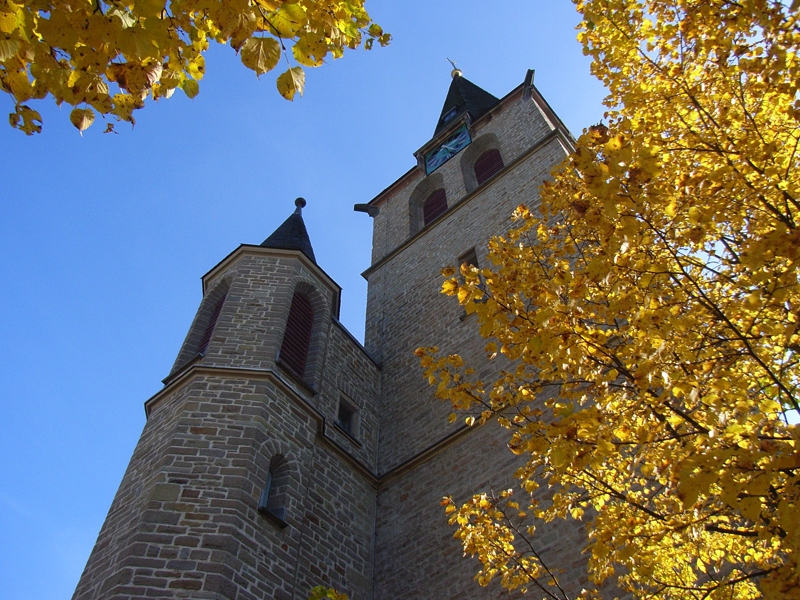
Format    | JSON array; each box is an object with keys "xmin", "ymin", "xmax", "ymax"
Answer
[
  {"xmin": 0, "ymin": 0, "xmax": 388, "ymax": 134},
  {"xmin": 420, "ymin": 0, "xmax": 800, "ymax": 598}
]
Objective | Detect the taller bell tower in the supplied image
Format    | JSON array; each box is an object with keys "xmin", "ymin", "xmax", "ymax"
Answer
[{"xmin": 364, "ymin": 69, "xmax": 588, "ymax": 598}]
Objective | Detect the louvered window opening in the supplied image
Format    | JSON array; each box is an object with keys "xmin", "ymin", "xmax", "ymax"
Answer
[
  {"xmin": 280, "ymin": 292, "xmax": 314, "ymax": 377},
  {"xmin": 197, "ymin": 294, "xmax": 226, "ymax": 355},
  {"xmin": 474, "ymin": 149, "xmax": 504, "ymax": 185},
  {"xmin": 423, "ymin": 189, "xmax": 448, "ymax": 226}
]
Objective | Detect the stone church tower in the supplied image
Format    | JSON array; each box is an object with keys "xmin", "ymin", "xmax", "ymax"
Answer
[{"xmin": 73, "ymin": 69, "xmax": 586, "ymax": 600}]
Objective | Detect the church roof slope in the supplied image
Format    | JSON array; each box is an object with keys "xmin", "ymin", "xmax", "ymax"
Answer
[
  {"xmin": 434, "ymin": 73, "xmax": 501, "ymax": 135},
  {"xmin": 261, "ymin": 198, "xmax": 316, "ymax": 264}
]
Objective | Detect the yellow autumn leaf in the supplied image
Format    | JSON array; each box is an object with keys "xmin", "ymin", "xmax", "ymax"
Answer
[
  {"xmin": 133, "ymin": 0, "xmax": 164, "ymax": 18},
  {"xmin": 180, "ymin": 79, "xmax": 199, "ymax": 99},
  {"xmin": 69, "ymin": 107, "xmax": 94, "ymax": 134},
  {"xmin": 292, "ymin": 34, "xmax": 327, "ymax": 67},
  {"xmin": 9, "ymin": 105, "xmax": 42, "ymax": 135},
  {"xmin": 0, "ymin": 10, "xmax": 19, "ymax": 34},
  {"xmin": 596, "ymin": 438, "xmax": 614, "ymax": 456},
  {"xmin": 240, "ymin": 37, "xmax": 280, "ymax": 77},
  {"xmin": 276, "ymin": 66, "xmax": 304, "ymax": 101},
  {"xmin": 187, "ymin": 56, "xmax": 205, "ymax": 80},
  {"xmin": 550, "ymin": 444, "xmax": 569, "ymax": 468},
  {"xmin": 739, "ymin": 497, "xmax": 762, "ymax": 522},
  {"xmin": 118, "ymin": 26, "xmax": 157, "ymax": 60},
  {"xmin": 6, "ymin": 70, "xmax": 31, "ymax": 102},
  {"xmin": 442, "ymin": 279, "xmax": 458, "ymax": 295},
  {"xmin": 0, "ymin": 38, "xmax": 20, "ymax": 61},
  {"xmin": 267, "ymin": 3, "xmax": 306, "ymax": 38}
]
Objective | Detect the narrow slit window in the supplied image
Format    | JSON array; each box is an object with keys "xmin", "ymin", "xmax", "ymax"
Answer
[
  {"xmin": 457, "ymin": 247, "xmax": 487, "ymax": 306},
  {"xmin": 279, "ymin": 292, "xmax": 314, "ymax": 378},
  {"xmin": 337, "ymin": 402, "xmax": 355, "ymax": 436},
  {"xmin": 423, "ymin": 189, "xmax": 448, "ymax": 226},
  {"xmin": 257, "ymin": 470, "xmax": 273, "ymax": 513},
  {"xmin": 458, "ymin": 248, "xmax": 479, "ymax": 270},
  {"xmin": 258, "ymin": 455, "xmax": 288, "ymax": 524},
  {"xmin": 474, "ymin": 149, "xmax": 504, "ymax": 185}
]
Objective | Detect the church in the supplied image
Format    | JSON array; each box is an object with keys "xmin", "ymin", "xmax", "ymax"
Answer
[{"xmin": 72, "ymin": 68, "xmax": 590, "ymax": 599}]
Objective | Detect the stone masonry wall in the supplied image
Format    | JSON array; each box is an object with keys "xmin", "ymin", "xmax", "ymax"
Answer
[
  {"xmin": 373, "ymin": 417, "xmax": 594, "ymax": 600},
  {"xmin": 315, "ymin": 322, "xmax": 381, "ymax": 472},
  {"xmin": 367, "ymin": 131, "xmax": 569, "ymax": 473},
  {"xmin": 294, "ymin": 446, "xmax": 377, "ymax": 600},
  {"xmin": 73, "ymin": 380, "xmax": 199, "ymax": 599},
  {"xmin": 74, "ymin": 373, "xmax": 377, "ymax": 600},
  {"xmin": 75, "ymin": 248, "xmax": 381, "ymax": 600}
]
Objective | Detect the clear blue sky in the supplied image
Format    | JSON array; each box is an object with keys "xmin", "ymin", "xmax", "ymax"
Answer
[{"xmin": 0, "ymin": 3, "xmax": 606, "ymax": 598}]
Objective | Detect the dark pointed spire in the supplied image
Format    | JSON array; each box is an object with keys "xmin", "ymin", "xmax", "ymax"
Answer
[
  {"xmin": 261, "ymin": 198, "xmax": 316, "ymax": 264},
  {"xmin": 433, "ymin": 69, "xmax": 500, "ymax": 135}
]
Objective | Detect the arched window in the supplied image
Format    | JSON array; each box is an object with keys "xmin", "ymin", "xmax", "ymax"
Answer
[
  {"xmin": 474, "ymin": 148, "xmax": 504, "ymax": 185},
  {"xmin": 168, "ymin": 281, "xmax": 229, "ymax": 379},
  {"xmin": 423, "ymin": 189, "xmax": 448, "ymax": 226},
  {"xmin": 197, "ymin": 293, "xmax": 226, "ymax": 356},
  {"xmin": 408, "ymin": 173, "xmax": 445, "ymax": 236},
  {"xmin": 279, "ymin": 292, "xmax": 314, "ymax": 378},
  {"xmin": 258, "ymin": 454, "xmax": 289, "ymax": 525}
]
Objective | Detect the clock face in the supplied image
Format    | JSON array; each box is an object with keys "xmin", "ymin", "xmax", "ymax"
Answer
[{"xmin": 424, "ymin": 124, "xmax": 472, "ymax": 175}]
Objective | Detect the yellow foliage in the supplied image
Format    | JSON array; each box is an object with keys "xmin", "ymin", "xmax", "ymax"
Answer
[
  {"xmin": 0, "ymin": 0, "xmax": 389, "ymax": 133},
  {"xmin": 419, "ymin": 1, "xmax": 800, "ymax": 598},
  {"xmin": 308, "ymin": 586, "xmax": 348, "ymax": 600}
]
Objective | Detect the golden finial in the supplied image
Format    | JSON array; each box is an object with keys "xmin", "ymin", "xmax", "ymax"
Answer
[{"xmin": 447, "ymin": 58, "xmax": 463, "ymax": 78}]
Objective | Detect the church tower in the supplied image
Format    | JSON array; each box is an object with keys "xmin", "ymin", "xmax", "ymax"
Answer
[
  {"xmin": 73, "ymin": 198, "xmax": 382, "ymax": 599},
  {"xmin": 74, "ymin": 69, "xmax": 592, "ymax": 599},
  {"xmin": 363, "ymin": 68, "xmax": 587, "ymax": 598}
]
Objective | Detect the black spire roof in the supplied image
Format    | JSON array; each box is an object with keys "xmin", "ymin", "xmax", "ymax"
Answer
[
  {"xmin": 261, "ymin": 198, "xmax": 316, "ymax": 264},
  {"xmin": 434, "ymin": 73, "xmax": 500, "ymax": 135}
]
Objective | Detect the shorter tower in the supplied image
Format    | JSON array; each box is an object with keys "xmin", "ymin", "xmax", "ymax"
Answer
[{"xmin": 73, "ymin": 199, "xmax": 382, "ymax": 600}]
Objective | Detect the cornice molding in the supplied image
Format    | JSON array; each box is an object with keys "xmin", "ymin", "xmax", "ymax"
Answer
[{"xmin": 144, "ymin": 364, "xmax": 489, "ymax": 491}]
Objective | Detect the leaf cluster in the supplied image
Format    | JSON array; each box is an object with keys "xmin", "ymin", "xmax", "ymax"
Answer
[
  {"xmin": 308, "ymin": 586, "xmax": 348, "ymax": 600},
  {"xmin": 0, "ymin": 0, "xmax": 389, "ymax": 133},
  {"xmin": 419, "ymin": 1, "xmax": 800, "ymax": 598}
]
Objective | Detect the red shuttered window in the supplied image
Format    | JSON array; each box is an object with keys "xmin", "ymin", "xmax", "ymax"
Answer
[
  {"xmin": 474, "ymin": 149, "xmax": 504, "ymax": 185},
  {"xmin": 423, "ymin": 189, "xmax": 448, "ymax": 226},
  {"xmin": 279, "ymin": 292, "xmax": 314, "ymax": 377}
]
